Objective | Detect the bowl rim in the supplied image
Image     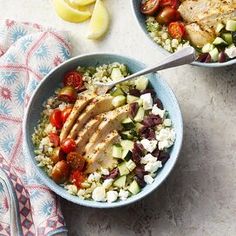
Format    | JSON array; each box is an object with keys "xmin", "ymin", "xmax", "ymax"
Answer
[
  {"xmin": 23, "ymin": 52, "xmax": 183, "ymax": 208},
  {"xmin": 130, "ymin": 0, "xmax": 236, "ymax": 68}
]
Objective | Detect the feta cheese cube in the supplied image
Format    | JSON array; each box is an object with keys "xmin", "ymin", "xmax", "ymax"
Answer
[
  {"xmin": 225, "ymin": 45, "xmax": 236, "ymax": 58},
  {"xmin": 102, "ymin": 179, "xmax": 113, "ymax": 189},
  {"xmin": 119, "ymin": 189, "xmax": 130, "ymax": 201},
  {"xmin": 163, "ymin": 119, "xmax": 172, "ymax": 127},
  {"xmin": 93, "ymin": 172, "xmax": 101, "ymax": 181},
  {"xmin": 144, "ymin": 175, "xmax": 154, "ymax": 184},
  {"xmin": 107, "ymin": 191, "xmax": 118, "ymax": 203},
  {"xmin": 126, "ymin": 160, "xmax": 136, "ymax": 172},
  {"xmin": 101, "ymin": 168, "xmax": 109, "ymax": 176},
  {"xmin": 140, "ymin": 93, "xmax": 153, "ymax": 110},
  {"xmin": 92, "ymin": 186, "xmax": 106, "ymax": 202},
  {"xmin": 141, "ymin": 153, "xmax": 157, "ymax": 165},
  {"xmin": 152, "ymin": 104, "xmax": 165, "ymax": 118},
  {"xmin": 144, "ymin": 161, "xmax": 162, "ymax": 173},
  {"xmin": 140, "ymin": 139, "xmax": 157, "ymax": 153}
]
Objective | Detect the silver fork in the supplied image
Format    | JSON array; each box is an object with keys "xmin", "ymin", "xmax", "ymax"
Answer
[{"xmin": 94, "ymin": 46, "xmax": 196, "ymax": 94}]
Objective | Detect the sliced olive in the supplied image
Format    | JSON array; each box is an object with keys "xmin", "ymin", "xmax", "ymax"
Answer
[{"xmin": 58, "ymin": 86, "xmax": 77, "ymax": 103}]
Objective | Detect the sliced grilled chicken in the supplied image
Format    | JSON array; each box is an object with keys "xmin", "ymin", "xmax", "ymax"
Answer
[
  {"xmin": 69, "ymin": 94, "xmax": 114, "ymax": 139},
  {"xmin": 85, "ymin": 130, "xmax": 120, "ymax": 173},
  {"xmin": 59, "ymin": 91, "xmax": 96, "ymax": 142},
  {"xmin": 84, "ymin": 104, "xmax": 129, "ymax": 155},
  {"xmin": 75, "ymin": 114, "xmax": 104, "ymax": 155}
]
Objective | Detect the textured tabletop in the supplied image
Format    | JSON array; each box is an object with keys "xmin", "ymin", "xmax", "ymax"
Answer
[{"xmin": 1, "ymin": 0, "xmax": 235, "ymax": 235}]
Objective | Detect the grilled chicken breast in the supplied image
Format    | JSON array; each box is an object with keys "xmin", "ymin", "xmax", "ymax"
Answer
[{"xmin": 178, "ymin": 0, "xmax": 236, "ymax": 47}]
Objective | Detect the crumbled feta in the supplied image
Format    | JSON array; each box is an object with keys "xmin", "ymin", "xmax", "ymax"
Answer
[
  {"xmin": 92, "ymin": 186, "xmax": 106, "ymax": 202},
  {"xmin": 144, "ymin": 161, "xmax": 162, "ymax": 173},
  {"xmin": 152, "ymin": 104, "xmax": 165, "ymax": 118},
  {"xmin": 93, "ymin": 172, "xmax": 101, "ymax": 182},
  {"xmin": 144, "ymin": 175, "xmax": 154, "ymax": 184},
  {"xmin": 126, "ymin": 160, "xmax": 136, "ymax": 172},
  {"xmin": 156, "ymin": 128, "xmax": 175, "ymax": 150},
  {"xmin": 140, "ymin": 139, "xmax": 157, "ymax": 153},
  {"xmin": 107, "ymin": 191, "xmax": 118, "ymax": 203},
  {"xmin": 101, "ymin": 167, "xmax": 109, "ymax": 176},
  {"xmin": 140, "ymin": 93, "xmax": 153, "ymax": 110},
  {"xmin": 66, "ymin": 185, "xmax": 78, "ymax": 195},
  {"xmin": 225, "ymin": 45, "xmax": 236, "ymax": 58},
  {"xmin": 103, "ymin": 179, "xmax": 113, "ymax": 189},
  {"xmin": 141, "ymin": 153, "xmax": 157, "ymax": 165},
  {"xmin": 163, "ymin": 119, "xmax": 172, "ymax": 127},
  {"xmin": 119, "ymin": 189, "xmax": 129, "ymax": 201},
  {"xmin": 87, "ymin": 173, "xmax": 95, "ymax": 182},
  {"xmin": 77, "ymin": 189, "xmax": 86, "ymax": 197}
]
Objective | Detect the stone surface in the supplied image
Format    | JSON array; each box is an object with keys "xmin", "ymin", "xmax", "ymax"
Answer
[{"xmin": 0, "ymin": 0, "xmax": 236, "ymax": 235}]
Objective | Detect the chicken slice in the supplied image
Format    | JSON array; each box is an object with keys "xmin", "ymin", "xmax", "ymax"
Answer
[
  {"xmin": 59, "ymin": 91, "xmax": 96, "ymax": 142},
  {"xmin": 85, "ymin": 130, "xmax": 120, "ymax": 173},
  {"xmin": 69, "ymin": 94, "xmax": 114, "ymax": 139}
]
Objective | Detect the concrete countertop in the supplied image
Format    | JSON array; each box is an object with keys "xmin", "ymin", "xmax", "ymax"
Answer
[{"xmin": 1, "ymin": 0, "xmax": 235, "ymax": 235}]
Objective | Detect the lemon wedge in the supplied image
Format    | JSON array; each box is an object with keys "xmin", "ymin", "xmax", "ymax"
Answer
[
  {"xmin": 70, "ymin": 0, "xmax": 96, "ymax": 6},
  {"xmin": 52, "ymin": 0, "xmax": 91, "ymax": 23},
  {"xmin": 87, "ymin": 0, "xmax": 109, "ymax": 39}
]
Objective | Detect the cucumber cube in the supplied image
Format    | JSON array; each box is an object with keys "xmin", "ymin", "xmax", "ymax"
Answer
[
  {"xmin": 112, "ymin": 145, "xmax": 123, "ymax": 158},
  {"xmin": 226, "ymin": 20, "xmax": 236, "ymax": 31},
  {"xmin": 112, "ymin": 95, "xmax": 126, "ymax": 107},
  {"xmin": 113, "ymin": 176, "xmax": 126, "ymax": 188},
  {"xmin": 128, "ymin": 180, "xmax": 140, "ymax": 195},
  {"xmin": 134, "ymin": 107, "xmax": 145, "ymax": 122},
  {"xmin": 135, "ymin": 76, "xmax": 149, "ymax": 90},
  {"xmin": 209, "ymin": 48, "xmax": 219, "ymax": 62},
  {"xmin": 118, "ymin": 162, "xmax": 130, "ymax": 176}
]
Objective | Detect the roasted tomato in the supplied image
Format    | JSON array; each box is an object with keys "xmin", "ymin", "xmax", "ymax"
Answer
[
  {"xmin": 67, "ymin": 152, "xmax": 86, "ymax": 171},
  {"xmin": 70, "ymin": 170, "xmax": 85, "ymax": 188},
  {"xmin": 64, "ymin": 71, "xmax": 83, "ymax": 90},
  {"xmin": 160, "ymin": 0, "xmax": 179, "ymax": 8},
  {"xmin": 58, "ymin": 86, "xmax": 77, "ymax": 103},
  {"xmin": 50, "ymin": 109, "xmax": 63, "ymax": 129},
  {"xmin": 49, "ymin": 132, "xmax": 60, "ymax": 147},
  {"xmin": 51, "ymin": 160, "xmax": 69, "ymax": 184},
  {"xmin": 140, "ymin": 0, "xmax": 160, "ymax": 15},
  {"xmin": 61, "ymin": 107, "xmax": 73, "ymax": 123},
  {"xmin": 61, "ymin": 138, "xmax": 76, "ymax": 154},
  {"xmin": 51, "ymin": 147, "xmax": 65, "ymax": 164},
  {"xmin": 156, "ymin": 6, "xmax": 180, "ymax": 24},
  {"xmin": 168, "ymin": 21, "xmax": 185, "ymax": 39}
]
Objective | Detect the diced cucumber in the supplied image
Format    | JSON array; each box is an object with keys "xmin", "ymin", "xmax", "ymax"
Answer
[
  {"xmin": 121, "ymin": 131, "xmax": 134, "ymax": 140},
  {"xmin": 209, "ymin": 48, "xmax": 219, "ymax": 62},
  {"xmin": 226, "ymin": 20, "xmax": 236, "ymax": 31},
  {"xmin": 215, "ymin": 23, "xmax": 225, "ymax": 33},
  {"xmin": 122, "ymin": 149, "xmax": 132, "ymax": 161},
  {"xmin": 111, "ymin": 68, "xmax": 123, "ymax": 81},
  {"xmin": 118, "ymin": 162, "xmax": 130, "ymax": 176},
  {"xmin": 213, "ymin": 37, "xmax": 228, "ymax": 46},
  {"xmin": 128, "ymin": 180, "xmax": 140, "ymax": 195},
  {"xmin": 127, "ymin": 95, "xmax": 139, "ymax": 104},
  {"xmin": 112, "ymin": 95, "xmax": 126, "ymax": 107},
  {"xmin": 122, "ymin": 117, "xmax": 135, "ymax": 129},
  {"xmin": 135, "ymin": 122, "xmax": 144, "ymax": 132},
  {"xmin": 120, "ymin": 140, "xmax": 134, "ymax": 151},
  {"xmin": 134, "ymin": 107, "xmax": 145, "ymax": 122},
  {"xmin": 126, "ymin": 160, "xmax": 136, "ymax": 172},
  {"xmin": 135, "ymin": 76, "xmax": 149, "ymax": 91},
  {"xmin": 113, "ymin": 175, "xmax": 126, "ymax": 188},
  {"xmin": 202, "ymin": 43, "xmax": 214, "ymax": 53},
  {"xmin": 112, "ymin": 144, "xmax": 123, "ymax": 159},
  {"xmin": 110, "ymin": 87, "xmax": 125, "ymax": 97},
  {"xmin": 222, "ymin": 33, "xmax": 233, "ymax": 45}
]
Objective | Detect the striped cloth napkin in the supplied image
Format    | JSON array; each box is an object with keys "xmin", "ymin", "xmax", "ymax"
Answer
[{"xmin": 0, "ymin": 19, "xmax": 72, "ymax": 236}]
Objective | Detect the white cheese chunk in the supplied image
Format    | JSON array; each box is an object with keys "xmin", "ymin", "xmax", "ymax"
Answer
[
  {"xmin": 107, "ymin": 191, "xmax": 118, "ymax": 203},
  {"xmin": 141, "ymin": 153, "xmax": 157, "ymax": 165},
  {"xmin": 140, "ymin": 93, "xmax": 153, "ymax": 110},
  {"xmin": 102, "ymin": 179, "xmax": 113, "ymax": 189},
  {"xmin": 144, "ymin": 175, "xmax": 154, "ymax": 184},
  {"xmin": 92, "ymin": 186, "xmax": 106, "ymax": 202},
  {"xmin": 144, "ymin": 161, "xmax": 162, "ymax": 173},
  {"xmin": 119, "ymin": 189, "xmax": 130, "ymax": 201},
  {"xmin": 152, "ymin": 104, "xmax": 165, "ymax": 118},
  {"xmin": 225, "ymin": 45, "xmax": 236, "ymax": 59},
  {"xmin": 140, "ymin": 139, "xmax": 157, "ymax": 153}
]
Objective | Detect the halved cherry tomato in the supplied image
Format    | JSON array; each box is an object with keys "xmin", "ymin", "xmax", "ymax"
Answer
[
  {"xmin": 58, "ymin": 86, "xmax": 77, "ymax": 103},
  {"xmin": 160, "ymin": 0, "xmax": 179, "ymax": 9},
  {"xmin": 61, "ymin": 107, "xmax": 73, "ymax": 123},
  {"xmin": 49, "ymin": 132, "xmax": 60, "ymax": 147},
  {"xmin": 70, "ymin": 170, "xmax": 85, "ymax": 188},
  {"xmin": 140, "ymin": 0, "xmax": 160, "ymax": 15},
  {"xmin": 61, "ymin": 138, "xmax": 76, "ymax": 154},
  {"xmin": 156, "ymin": 6, "xmax": 180, "ymax": 24},
  {"xmin": 67, "ymin": 152, "xmax": 86, "ymax": 171},
  {"xmin": 51, "ymin": 147, "xmax": 65, "ymax": 164},
  {"xmin": 64, "ymin": 71, "xmax": 83, "ymax": 90},
  {"xmin": 51, "ymin": 160, "xmax": 70, "ymax": 184},
  {"xmin": 50, "ymin": 109, "xmax": 63, "ymax": 129},
  {"xmin": 168, "ymin": 21, "xmax": 185, "ymax": 39}
]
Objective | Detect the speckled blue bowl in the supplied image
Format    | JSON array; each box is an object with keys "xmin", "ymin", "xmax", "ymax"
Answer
[
  {"xmin": 23, "ymin": 53, "xmax": 183, "ymax": 208},
  {"xmin": 130, "ymin": 0, "xmax": 236, "ymax": 67}
]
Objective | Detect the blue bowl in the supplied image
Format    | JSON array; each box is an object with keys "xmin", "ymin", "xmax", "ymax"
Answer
[
  {"xmin": 23, "ymin": 53, "xmax": 183, "ymax": 208},
  {"xmin": 130, "ymin": 0, "xmax": 236, "ymax": 67}
]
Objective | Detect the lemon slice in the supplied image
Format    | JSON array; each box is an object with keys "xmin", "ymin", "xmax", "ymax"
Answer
[
  {"xmin": 87, "ymin": 0, "xmax": 109, "ymax": 39},
  {"xmin": 52, "ymin": 0, "xmax": 91, "ymax": 23},
  {"xmin": 70, "ymin": 0, "xmax": 96, "ymax": 6}
]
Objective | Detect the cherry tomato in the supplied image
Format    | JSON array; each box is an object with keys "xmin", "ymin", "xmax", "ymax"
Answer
[
  {"xmin": 168, "ymin": 21, "xmax": 185, "ymax": 39},
  {"xmin": 50, "ymin": 109, "xmax": 63, "ymax": 129},
  {"xmin": 67, "ymin": 152, "xmax": 86, "ymax": 171},
  {"xmin": 160, "ymin": 0, "xmax": 179, "ymax": 8},
  {"xmin": 51, "ymin": 160, "xmax": 69, "ymax": 184},
  {"xmin": 70, "ymin": 170, "xmax": 85, "ymax": 188},
  {"xmin": 156, "ymin": 6, "xmax": 180, "ymax": 24},
  {"xmin": 140, "ymin": 0, "xmax": 160, "ymax": 15},
  {"xmin": 58, "ymin": 86, "xmax": 77, "ymax": 103},
  {"xmin": 61, "ymin": 138, "xmax": 76, "ymax": 154},
  {"xmin": 51, "ymin": 147, "xmax": 65, "ymax": 164},
  {"xmin": 64, "ymin": 71, "xmax": 83, "ymax": 90},
  {"xmin": 49, "ymin": 132, "xmax": 60, "ymax": 147},
  {"xmin": 61, "ymin": 107, "xmax": 73, "ymax": 123}
]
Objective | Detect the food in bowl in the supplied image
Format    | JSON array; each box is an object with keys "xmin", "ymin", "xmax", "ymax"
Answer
[
  {"xmin": 141, "ymin": 0, "xmax": 236, "ymax": 63},
  {"xmin": 32, "ymin": 63, "xmax": 175, "ymax": 203}
]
